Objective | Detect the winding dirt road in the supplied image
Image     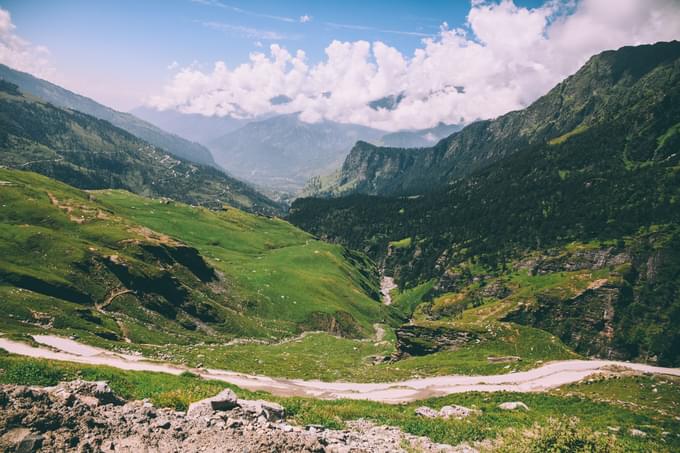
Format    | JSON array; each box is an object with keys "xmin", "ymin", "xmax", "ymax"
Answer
[{"xmin": 1, "ymin": 335, "xmax": 679, "ymax": 403}]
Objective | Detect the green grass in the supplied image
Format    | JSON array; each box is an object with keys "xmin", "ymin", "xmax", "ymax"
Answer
[
  {"xmin": 0, "ymin": 168, "xmax": 395, "ymax": 344},
  {"xmin": 132, "ymin": 332, "xmax": 397, "ymax": 381},
  {"xmin": 657, "ymin": 122, "xmax": 680, "ymax": 149},
  {"xmin": 126, "ymin": 323, "xmax": 574, "ymax": 382},
  {"xmin": 388, "ymin": 237, "xmax": 412, "ymax": 249},
  {"xmin": 547, "ymin": 124, "xmax": 590, "ymax": 146},
  {"xmin": 96, "ymin": 189, "xmax": 394, "ymax": 337},
  {"xmin": 392, "ymin": 280, "xmax": 435, "ymax": 317},
  {"xmin": 0, "ymin": 353, "xmax": 677, "ymax": 452}
]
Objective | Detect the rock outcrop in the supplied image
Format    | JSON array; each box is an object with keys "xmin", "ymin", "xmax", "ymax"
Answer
[
  {"xmin": 498, "ymin": 402, "xmax": 529, "ymax": 411},
  {"xmin": 0, "ymin": 381, "xmax": 477, "ymax": 453},
  {"xmin": 395, "ymin": 325, "xmax": 481, "ymax": 357},
  {"xmin": 416, "ymin": 405, "xmax": 479, "ymax": 419}
]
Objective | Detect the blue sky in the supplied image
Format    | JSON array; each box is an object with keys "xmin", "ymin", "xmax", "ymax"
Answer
[
  {"xmin": 0, "ymin": 0, "xmax": 678, "ymax": 129},
  {"xmin": 0, "ymin": 0, "xmax": 544, "ymax": 109}
]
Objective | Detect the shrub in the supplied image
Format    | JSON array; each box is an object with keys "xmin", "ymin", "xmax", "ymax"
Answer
[{"xmin": 495, "ymin": 417, "xmax": 622, "ymax": 453}]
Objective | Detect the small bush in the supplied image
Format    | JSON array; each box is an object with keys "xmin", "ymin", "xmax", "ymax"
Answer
[{"xmin": 496, "ymin": 417, "xmax": 622, "ymax": 453}]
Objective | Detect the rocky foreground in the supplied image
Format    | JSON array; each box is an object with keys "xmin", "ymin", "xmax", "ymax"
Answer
[{"xmin": 0, "ymin": 381, "xmax": 477, "ymax": 452}]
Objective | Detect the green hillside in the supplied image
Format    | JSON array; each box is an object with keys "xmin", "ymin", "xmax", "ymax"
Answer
[
  {"xmin": 0, "ymin": 81, "xmax": 280, "ymax": 215},
  {"xmin": 290, "ymin": 41, "xmax": 680, "ymax": 367},
  {"xmin": 0, "ymin": 64, "xmax": 217, "ymax": 167},
  {"xmin": 0, "ymin": 168, "xmax": 395, "ymax": 346}
]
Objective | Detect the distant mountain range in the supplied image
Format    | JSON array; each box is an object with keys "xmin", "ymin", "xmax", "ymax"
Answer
[
  {"xmin": 131, "ymin": 106, "xmax": 250, "ymax": 145},
  {"xmin": 133, "ymin": 106, "xmax": 463, "ymax": 194},
  {"xmin": 0, "ymin": 64, "xmax": 216, "ymax": 167},
  {"xmin": 206, "ymin": 114, "xmax": 385, "ymax": 193},
  {"xmin": 0, "ymin": 80, "xmax": 281, "ymax": 215}
]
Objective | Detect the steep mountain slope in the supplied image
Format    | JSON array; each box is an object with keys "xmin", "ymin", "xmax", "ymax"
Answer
[
  {"xmin": 0, "ymin": 82, "xmax": 280, "ymax": 215},
  {"xmin": 208, "ymin": 114, "xmax": 384, "ymax": 193},
  {"xmin": 313, "ymin": 41, "xmax": 680, "ymax": 197},
  {"xmin": 0, "ymin": 64, "xmax": 216, "ymax": 167},
  {"xmin": 290, "ymin": 41, "xmax": 680, "ymax": 366},
  {"xmin": 131, "ymin": 106, "xmax": 249, "ymax": 145},
  {"xmin": 0, "ymin": 169, "xmax": 395, "ymax": 345},
  {"xmin": 379, "ymin": 123, "xmax": 463, "ymax": 148}
]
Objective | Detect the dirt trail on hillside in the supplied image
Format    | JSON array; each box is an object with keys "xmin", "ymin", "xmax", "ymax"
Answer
[{"xmin": 1, "ymin": 335, "xmax": 679, "ymax": 403}]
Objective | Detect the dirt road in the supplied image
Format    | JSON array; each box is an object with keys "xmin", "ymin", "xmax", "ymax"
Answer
[{"xmin": 1, "ymin": 335, "xmax": 678, "ymax": 403}]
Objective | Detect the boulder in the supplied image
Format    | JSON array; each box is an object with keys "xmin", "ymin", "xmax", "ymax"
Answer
[
  {"xmin": 47, "ymin": 380, "xmax": 123, "ymax": 406},
  {"xmin": 414, "ymin": 406, "xmax": 438, "ymax": 418},
  {"xmin": 439, "ymin": 405, "xmax": 477, "ymax": 419},
  {"xmin": 1, "ymin": 429, "xmax": 45, "ymax": 453},
  {"xmin": 186, "ymin": 400, "xmax": 215, "ymax": 419},
  {"xmin": 238, "ymin": 399, "xmax": 285, "ymax": 421},
  {"xmin": 209, "ymin": 389, "xmax": 239, "ymax": 411},
  {"xmin": 186, "ymin": 389, "xmax": 239, "ymax": 418},
  {"xmin": 498, "ymin": 401, "xmax": 529, "ymax": 411}
]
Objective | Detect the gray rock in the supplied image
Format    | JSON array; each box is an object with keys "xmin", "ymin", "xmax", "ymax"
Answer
[
  {"xmin": 186, "ymin": 388, "xmax": 239, "ymax": 418},
  {"xmin": 415, "ymin": 406, "xmax": 438, "ymax": 418},
  {"xmin": 209, "ymin": 389, "xmax": 239, "ymax": 411},
  {"xmin": 17, "ymin": 432, "xmax": 44, "ymax": 453},
  {"xmin": 186, "ymin": 400, "xmax": 215, "ymax": 419},
  {"xmin": 629, "ymin": 428, "xmax": 647, "ymax": 437},
  {"xmin": 498, "ymin": 402, "xmax": 529, "ymax": 411},
  {"xmin": 239, "ymin": 399, "xmax": 285, "ymax": 421},
  {"xmin": 439, "ymin": 405, "xmax": 477, "ymax": 419},
  {"xmin": 155, "ymin": 419, "xmax": 172, "ymax": 429},
  {"xmin": 47, "ymin": 380, "xmax": 123, "ymax": 405}
]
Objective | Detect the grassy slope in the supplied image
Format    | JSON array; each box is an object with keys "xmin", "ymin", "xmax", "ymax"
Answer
[
  {"xmin": 96, "ymin": 190, "xmax": 390, "ymax": 334},
  {"xmin": 0, "ymin": 168, "xmax": 578, "ymax": 382},
  {"xmin": 0, "ymin": 168, "xmax": 392, "ymax": 344},
  {"xmin": 0, "ymin": 63, "xmax": 217, "ymax": 167},
  {"xmin": 1, "ymin": 352, "xmax": 677, "ymax": 452},
  {"xmin": 0, "ymin": 85, "xmax": 280, "ymax": 215}
]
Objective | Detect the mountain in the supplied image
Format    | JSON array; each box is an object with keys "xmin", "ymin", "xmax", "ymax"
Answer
[
  {"xmin": 0, "ymin": 81, "xmax": 281, "ymax": 215},
  {"xmin": 0, "ymin": 64, "xmax": 216, "ymax": 167},
  {"xmin": 379, "ymin": 123, "xmax": 463, "ymax": 148},
  {"xmin": 290, "ymin": 41, "xmax": 680, "ymax": 366},
  {"xmin": 311, "ymin": 41, "xmax": 680, "ymax": 197},
  {"xmin": 130, "ymin": 106, "xmax": 250, "ymax": 145},
  {"xmin": 0, "ymin": 168, "xmax": 395, "ymax": 345},
  {"xmin": 208, "ymin": 114, "xmax": 385, "ymax": 193}
]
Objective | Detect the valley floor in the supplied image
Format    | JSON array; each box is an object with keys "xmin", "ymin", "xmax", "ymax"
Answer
[{"xmin": 1, "ymin": 334, "xmax": 678, "ymax": 403}]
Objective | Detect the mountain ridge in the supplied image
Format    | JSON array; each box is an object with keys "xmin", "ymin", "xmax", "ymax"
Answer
[
  {"xmin": 208, "ymin": 113, "xmax": 385, "ymax": 193},
  {"xmin": 0, "ymin": 81, "xmax": 281, "ymax": 215},
  {"xmin": 0, "ymin": 64, "xmax": 217, "ymax": 167},
  {"xmin": 309, "ymin": 40, "xmax": 680, "ymax": 197},
  {"xmin": 290, "ymin": 40, "xmax": 680, "ymax": 366}
]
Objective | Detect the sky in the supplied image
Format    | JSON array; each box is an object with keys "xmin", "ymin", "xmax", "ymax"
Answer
[{"xmin": 1, "ymin": 0, "xmax": 679, "ymax": 131}]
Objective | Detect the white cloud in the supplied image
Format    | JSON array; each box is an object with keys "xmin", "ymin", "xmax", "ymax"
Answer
[
  {"xmin": 150, "ymin": 0, "xmax": 680, "ymax": 131},
  {"xmin": 201, "ymin": 21, "xmax": 298, "ymax": 41},
  {"xmin": 0, "ymin": 8, "xmax": 54, "ymax": 79},
  {"xmin": 300, "ymin": 15, "xmax": 312, "ymax": 24}
]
